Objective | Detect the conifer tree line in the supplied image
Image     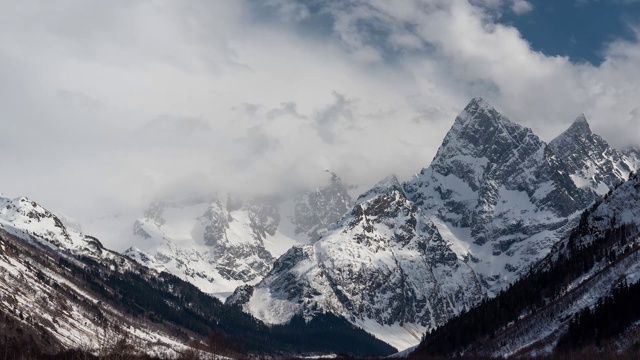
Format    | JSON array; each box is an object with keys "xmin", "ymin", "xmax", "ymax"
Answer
[{"xmin": 557, "ymin": 278, "xmax": 640, "ymax": 351}]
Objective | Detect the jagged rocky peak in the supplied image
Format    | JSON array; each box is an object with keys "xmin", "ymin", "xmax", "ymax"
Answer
[
  {"xmin": 409, "ymin": 97, "xmax": 588, "ymax": 221},
  {"xmin": 570, "ymin": 112, "xmax": 589, "ymax": 129},
  {"xmin": 228, "ymin": 170, "xmax": 484, "ymax": 350},
  {"xmin": 408, "ymin": 98, "xmax": 592, "ymax": 282},
  {"xmin": 550, "ymin": 113, "xmax": 593, "ymax": 146},
  {"xmin": 427, "ymin": 97, "xmax": 545, "ymax": 193},
  {"xmin": 549, "ymin": 113, "xmax": 635, "ymax": 195},
  {"xmin": 347, "ymin": 175, "xmax": 414, "ymax": 237},
  {"xmin": 441, "ymin": 97, "xmax": 532, "ymax": 155},
  {"xmin": 292, "ymin": 170, "xmax": 353, "ymax": 241},
  {"xmin": 457, "ymin": 96, "xmax": 498, "ymax": 121}
]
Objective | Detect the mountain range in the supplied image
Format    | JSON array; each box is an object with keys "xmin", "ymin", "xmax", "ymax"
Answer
[
  {"xmin": 0, "ymin": 193, "xmax": 394, "ymax": 358},
  {"xmin": 1, "ymin": 97, "xmax": 639, "ymax": 358},
  {"xmin": 226, "ymin": 98, "xmax": 639, "ymax": 350}
]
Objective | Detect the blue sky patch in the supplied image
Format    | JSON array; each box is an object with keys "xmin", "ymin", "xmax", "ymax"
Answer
[{"xmin": 502, "ymin": 0, "xmax": 640, "ymax": 65}]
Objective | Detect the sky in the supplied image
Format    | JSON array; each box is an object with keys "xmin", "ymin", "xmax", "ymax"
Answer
[
  {"xmin": 503, "ymin": 0, "xmax": 640, "ymax": 64},
  {"xmin": 1, "ymin": 0, "xmax": 640, "ymax": 249}
]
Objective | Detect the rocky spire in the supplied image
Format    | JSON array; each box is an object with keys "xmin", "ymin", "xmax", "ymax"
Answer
[{"xmin": 549, "ymin": 114, "xmax": 632, "ymax": 195}]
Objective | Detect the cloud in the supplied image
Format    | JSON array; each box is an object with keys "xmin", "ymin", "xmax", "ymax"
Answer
[
  {"xmin": 314, "ymin": 92, "xmax": 356, "ymax": 143},
  {"xmin": 511, "ymin": 0, "xmax": 533, "ymax": 14},
  {"xmin": 260, "ymin": 0, "xmax": 311, "ymax": 21},
  {"xmin": 266, "ymin": 102, "xmax": 307, "ymax": 120},
  {"xmin": 1, "ymin": 0, "xmax": 640, "ymax": 249},
  {"xmin": 241, "ymin": 125, "xmax": 282, "ymax": 154}
]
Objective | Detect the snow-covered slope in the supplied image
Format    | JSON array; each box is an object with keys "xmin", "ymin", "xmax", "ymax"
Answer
[
  {"xmin": 548, "ymin": 114, "xmax": 637, "ymax": 195},
  {"xmin": 229, "ymin": 176, "xmax": 484, "ymax": 350},
  {"xmin": 0, "ymin": 195, "xmax": 126, "ymax": 261},
  {"xmin": 124, "ymin": 173, "xmax": 352, "ymax": 299},
  {"xmin": 229, "ymin": 98, "xmax": 599, "ymax": 350},
  {"xmin": 0, "ymin": 194, "xmax": 214, "ymax": 357}
]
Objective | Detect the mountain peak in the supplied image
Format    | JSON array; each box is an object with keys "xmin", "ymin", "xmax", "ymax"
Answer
[
  {"xmin": 465, "ymin": 96, "xmax": 494, "ymax": 111},
  {"xmin": 451, "ymin": 97, "xmax": 513, "ymax": 132},
  {"xmin": 549, "ymin": 114, "xmax": 594, "ymax": 150},
  {"xmin": 549, "ymin": 113, "xmax": 635, "ymax": 195},
  {"xmin": 457, "ymin": 97, "xmax": 500, "ymax": 124},
  {"xmin": 376, "ymin": 174, "xmax": 400, "ymax": 188},
  {"xmin": 325, "ymin": 169, "xmax": 341, "ymax": 183},
  {"xmin": 574, "ymin": 113, "xmax": 588, "ymax": 124},
  {"xmin": 568, "ymin": 113, "xmax": 591, "ymax": 134},
  {"xmin": 431, "ymin": 97, "xmax": 535, "ymax": 170},
  {"xmin": 355, "ymin": 175, "xmax": 402, "ymax": 205}
]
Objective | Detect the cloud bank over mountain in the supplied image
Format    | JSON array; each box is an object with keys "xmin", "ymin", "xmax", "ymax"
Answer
[{"xmin": 1, "ymin": 0, "xmax": 639, "ymax": 248}]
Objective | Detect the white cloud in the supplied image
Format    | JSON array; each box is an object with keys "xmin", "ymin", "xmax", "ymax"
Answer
[
  {"xmin": 511, "ymin": 0, "xmax": 533, "ymax": 14},
  {"xmin": 0, "ymin": 0, "xmax": 640, "ymax": 248}
]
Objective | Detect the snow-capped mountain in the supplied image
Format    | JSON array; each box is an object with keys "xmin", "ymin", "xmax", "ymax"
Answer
[
  {"xmin": 229, "ymin": 98, "xmax": 602, "ymax": 350},
  {"xmin": 548, "ymin": 114, "xmax": 637, "ymax": 195},
  {"xmin": 0, "ymin": 193, "xmax": 395, "ymax": 358},
  {"xmin": 124, "ymin": 172, "xmax": 352, "ymax": 299},
  {"xmin": 404, "ymin": 98, "xmax": 593, "ymax": 291},
  {"xmin": 0, "ymin": 194, "xmax": 200, "ymax": 356},
  {"xmin": 414, "ymin": 171, "xmax": 640, "ymax": 357},
  {"xmin": 228, "ymin": 175, "xmax": 485, "ymax": 350},
  {"xmin": 0, "ymin": 195, "xmax": 110, "ymax": 256}
]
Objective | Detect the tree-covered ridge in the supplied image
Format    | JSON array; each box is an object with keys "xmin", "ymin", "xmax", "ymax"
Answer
[
  {"xmin": 557, "ymin": 279, "xmax": 640, "ymax": 351},
  {"xmin": 70, "ymin": 258, "xmax": 396, "ymax": 356}
]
